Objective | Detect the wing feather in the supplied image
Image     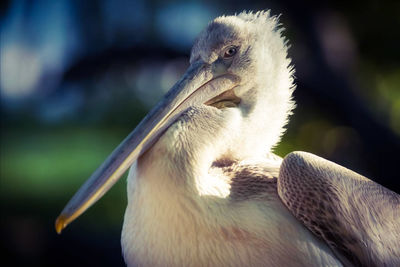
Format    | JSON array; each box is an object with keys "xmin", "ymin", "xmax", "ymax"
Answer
[{"xmin": 278, "ymin": 151, "xmax": 400, "ymax": 267}]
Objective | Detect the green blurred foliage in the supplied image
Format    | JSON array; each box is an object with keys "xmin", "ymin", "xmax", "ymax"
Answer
[{"xmin": 1, "ymin": 127, "xmax": 128, "ymax": 228}]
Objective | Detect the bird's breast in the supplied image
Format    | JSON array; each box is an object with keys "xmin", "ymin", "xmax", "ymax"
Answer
[{"xmin": 121, "ymin": 157, "xmax": 342, "ymax": 267}]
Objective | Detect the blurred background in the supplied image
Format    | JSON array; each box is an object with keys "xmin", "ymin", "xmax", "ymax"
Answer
[{"xmin": 1, "ymin": 0, "xmax": 399, "ymax": 266}]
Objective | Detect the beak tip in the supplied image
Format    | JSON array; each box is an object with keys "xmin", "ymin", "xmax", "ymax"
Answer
[{"xmin": 55, "ymin": 215, "xmax": 67, "ymax": 234}]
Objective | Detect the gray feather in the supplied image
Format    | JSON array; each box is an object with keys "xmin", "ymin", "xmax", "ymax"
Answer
[{"xmin": 278, "ymin": 151, "xmax": 400, "ymax": 267}]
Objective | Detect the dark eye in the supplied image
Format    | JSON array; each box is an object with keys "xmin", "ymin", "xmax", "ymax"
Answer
[{"xmin": 223, "ymin": 47, "xmax": 237, "ymax": 58}]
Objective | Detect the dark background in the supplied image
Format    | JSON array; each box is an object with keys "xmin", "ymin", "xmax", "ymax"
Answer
[{"xmin": 1, "ymin": 0, "xmax": 399, "ymax": 266}]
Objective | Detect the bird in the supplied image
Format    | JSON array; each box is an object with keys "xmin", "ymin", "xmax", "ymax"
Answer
[{"xmin": 56, "ymin": 11, "xmax": 400, "ymax": 266}]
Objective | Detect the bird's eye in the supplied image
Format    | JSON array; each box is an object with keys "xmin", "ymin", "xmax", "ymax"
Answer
[{"xmin": 223, "ymin": 47, "xmax": 237, "ymax": 58}]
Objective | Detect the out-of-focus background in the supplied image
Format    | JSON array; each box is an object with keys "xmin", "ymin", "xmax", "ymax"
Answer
[{"xmin": 1, "ymin": 0, "xmax": 399, "ymax": 266}]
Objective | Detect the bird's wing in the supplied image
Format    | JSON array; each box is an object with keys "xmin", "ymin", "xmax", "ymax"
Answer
[{"xmin": 277, "ymin": 151, "xmax": 400, "ymax": 267}]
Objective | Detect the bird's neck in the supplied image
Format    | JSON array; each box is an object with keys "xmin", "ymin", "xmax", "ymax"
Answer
[{"xmin": 121, "ymin": 103, "xmax": 338, "ymax": 266}]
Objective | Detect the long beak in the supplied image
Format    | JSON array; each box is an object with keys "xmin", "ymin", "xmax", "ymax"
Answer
[{"xmin": 55, "ymin": 61, "xmax": 239, "ymax": 233}]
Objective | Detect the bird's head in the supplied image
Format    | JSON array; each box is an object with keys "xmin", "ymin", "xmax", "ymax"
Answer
[
  {"xmin": 55, "ymin": 11, "xmax": 295, "ymax": 233},
  {"xmin": 189, "ymin": 11, "xmax": 295, "ymax": 156}
]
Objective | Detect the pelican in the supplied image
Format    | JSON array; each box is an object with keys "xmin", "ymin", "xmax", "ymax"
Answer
[{"xmin": 56, "ymin": 11, "xmax": 400, "ymax": 266}]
